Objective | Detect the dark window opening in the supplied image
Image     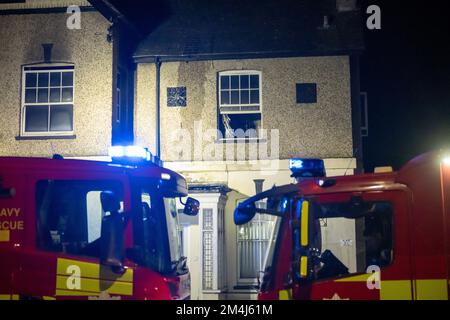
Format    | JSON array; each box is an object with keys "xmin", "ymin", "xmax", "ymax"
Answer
[
  {"xmin": 219, "ymin": 113, "xmax": 261, "ymax": 139},
  {"xmin": 296, "ymin": 83, "xmax": 317, "ymax": 104}
]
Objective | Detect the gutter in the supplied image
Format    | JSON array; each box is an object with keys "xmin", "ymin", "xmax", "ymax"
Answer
[
  {"xmin": 132, "ymin": 48, "xmax": 364, "ymax": 64},
  {"xmin": 155, "ymin": 57, "xmax": 161, "ymax": 158}
]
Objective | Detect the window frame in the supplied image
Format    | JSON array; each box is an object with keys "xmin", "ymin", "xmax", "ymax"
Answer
[
  {"xmin": 217, "ymin": 70, "xmax": 263, "ymax": 142},
  {"xmin": 20, "ymin": 64, "xmax": 75, "ymax": 137}
]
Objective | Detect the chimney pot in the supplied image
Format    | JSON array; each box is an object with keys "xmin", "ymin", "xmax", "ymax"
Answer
[{"xmin": 42, "ymin": 43, "xmax": 53, "ymax": 63}]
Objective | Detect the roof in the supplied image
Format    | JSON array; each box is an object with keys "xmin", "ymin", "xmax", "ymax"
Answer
[
  {"xmin": 88, "ymin": 0, "xmax": 171, "ymax": 36},
  {"xmin": 134, "ymin": 0, "xmax": 364, "ymax": 62}
]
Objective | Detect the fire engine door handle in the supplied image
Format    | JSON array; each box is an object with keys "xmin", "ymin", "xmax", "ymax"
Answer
[{"xmin": 283, "ymin": 272, "xmax": 293, "ymax": 287}]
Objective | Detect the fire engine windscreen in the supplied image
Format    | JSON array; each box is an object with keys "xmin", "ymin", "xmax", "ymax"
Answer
[
  {"xmin": 294, "ymin": 198, "xmax": 394, "ymax": 281},
  {"xmin": 130, "ymin": 179, "xmax": 186, "ymax": 276}
]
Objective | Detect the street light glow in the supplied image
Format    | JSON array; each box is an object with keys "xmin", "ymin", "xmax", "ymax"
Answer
[{"xmin": 442, "ymin": 156, "xmax": 450, "ymax": 166}]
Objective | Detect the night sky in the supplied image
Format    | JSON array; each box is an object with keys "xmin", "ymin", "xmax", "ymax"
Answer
[{"xmin": 360, "ymin": 0, "xmax": 450, "ymax": 171}]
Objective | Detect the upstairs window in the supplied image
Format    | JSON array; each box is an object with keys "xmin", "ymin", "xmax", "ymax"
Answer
[
  {"xmin": 21, "ymin": 65, "xmax": 74, "ymax": 136},
  {"xmin": 218, "ymin": 71, "xmax": 262, "ymax": 140}
]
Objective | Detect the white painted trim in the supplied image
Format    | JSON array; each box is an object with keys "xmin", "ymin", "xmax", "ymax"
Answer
[
  {"xmin": 164, "ymin": 158, "xmax": 357, "ymax": 173},
  {"xmin": 218, "ymin": 70, "xmax": 263, "ymax": 139}
]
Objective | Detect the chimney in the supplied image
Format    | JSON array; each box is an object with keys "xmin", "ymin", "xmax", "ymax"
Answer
[
  {"xmin": 253, "ymin": 179, "xmax": 264, "ymax": 194},
  {"xmin": 42, "ymin": 43, "xmax": 53, "ymax": 63},
  {"xmin": 336, "ymin": 0, "xmax": 357, "ymax": 12}
]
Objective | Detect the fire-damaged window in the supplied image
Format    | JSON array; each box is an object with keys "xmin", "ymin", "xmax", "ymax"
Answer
[
  {"xmin": 218, "ymin": 71, "xmax": 262, "ymax": 140},
  {"xmin": 21, "ymin": 65, "xmax": 74, "ymax": 136},
  {"xmin": 35, "ymin": 180, "xmax": 124, "ymax": 257}
]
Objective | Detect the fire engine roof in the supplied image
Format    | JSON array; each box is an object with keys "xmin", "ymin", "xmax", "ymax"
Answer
[{"xmin": 0, "ymin": 156, "xmax": 186, "ymax": 183}]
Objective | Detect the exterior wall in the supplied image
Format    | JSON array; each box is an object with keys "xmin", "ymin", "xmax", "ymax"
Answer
[
  {"xmin": 0, "ymin": 10, "xmax": 113, "ymax": 157},
  {"xmin": 135, "ymin": 56, "xmax": 353, "ymax": 160}
]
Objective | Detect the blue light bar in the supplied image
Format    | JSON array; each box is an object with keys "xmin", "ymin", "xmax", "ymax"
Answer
[
  {"xmin": 109, "ymin": 146, "xmax": 162, "ymax": 166},
  {"xmin": 289, "ymin": 158, "xmax": 325, "ymax": 178},
  {"xmin": 109, "ymin": 146, "xmax": 149, "ymax": 159},
  {"xmin": 289, "ymin": 159, "xmax": 304, "ymax": 169}
]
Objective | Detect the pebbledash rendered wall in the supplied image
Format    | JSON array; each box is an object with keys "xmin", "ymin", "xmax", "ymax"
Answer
[
  {"xmin": 0, "ymin": 10, "xmax": 113, "ymax": 157},
  {"xmin": 135, "ymin": 56, "xmax": 354, "ymax": 161}
]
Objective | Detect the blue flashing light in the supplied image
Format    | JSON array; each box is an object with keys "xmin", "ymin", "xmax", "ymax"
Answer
[
  {"xmin": 289, "ymin": 159, "xmax": 304, "ymax": 169},
  {"xmin": 289, "ymin": 158, "xmax": 325, "ymax": 178},
  {"xmin": 109, "ymin": 146, "xmax": 163, "ymax": 166}
]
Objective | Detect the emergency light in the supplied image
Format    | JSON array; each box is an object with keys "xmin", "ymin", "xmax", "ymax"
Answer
[
  {"xmin": 109, "ymin": 146, "xmax": 163, "ymax": 166},
  {"xmin": 289, "ymin": 158, "xmax": 325, "ymax": 178}
]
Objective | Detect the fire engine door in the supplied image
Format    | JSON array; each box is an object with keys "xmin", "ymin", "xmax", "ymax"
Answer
[
  {"xmin": 292, "ymin": 190, "xmax": 413, "ymax": 300},
  {"xmin": 17, "ymin": 174, "xmax": 133, "ymax": 299}
]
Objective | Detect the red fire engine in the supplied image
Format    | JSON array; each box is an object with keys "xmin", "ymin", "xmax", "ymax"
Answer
[
  {"xmin": 235, "ymin": 151, "xmax": 450, "ymax": 300},
  {"xmin": 0, "ymin": 146, "xmax": 199, "ymax": 300}
]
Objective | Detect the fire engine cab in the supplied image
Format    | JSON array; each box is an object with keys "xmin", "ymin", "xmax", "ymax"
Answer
[
  {"xmin": 0, "ymin": 146, "xmax": 199, "ymax": 300},
  {"xmin": 235, "ymin": 151, "xmax": 450, "ymax": 300}
]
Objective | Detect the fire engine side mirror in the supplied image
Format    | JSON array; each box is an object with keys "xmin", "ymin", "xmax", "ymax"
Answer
[
  {"xmin": 234, "ymin": 202, "xmax": 257, "ymax": 225},
  {"xmin": 183, "ymin": 197, "xmax": 200, "ymax": 216},
  {"xmin": 100, "ymin": 191, "xmax": 125, "ymax": 274}
]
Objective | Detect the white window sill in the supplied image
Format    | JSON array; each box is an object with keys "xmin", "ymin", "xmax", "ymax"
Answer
[
  {"xmin": 16, "ymin": 134, "xmax": 76, "ymax": 140},
  {"xmin": 215, "ymin": 138, "xmax": 267, "ymax": 143}
]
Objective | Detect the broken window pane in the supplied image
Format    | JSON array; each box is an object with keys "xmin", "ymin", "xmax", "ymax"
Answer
[{"xmin": 219, "ymin": 113, "xmax": 261, "ymax": 139}]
